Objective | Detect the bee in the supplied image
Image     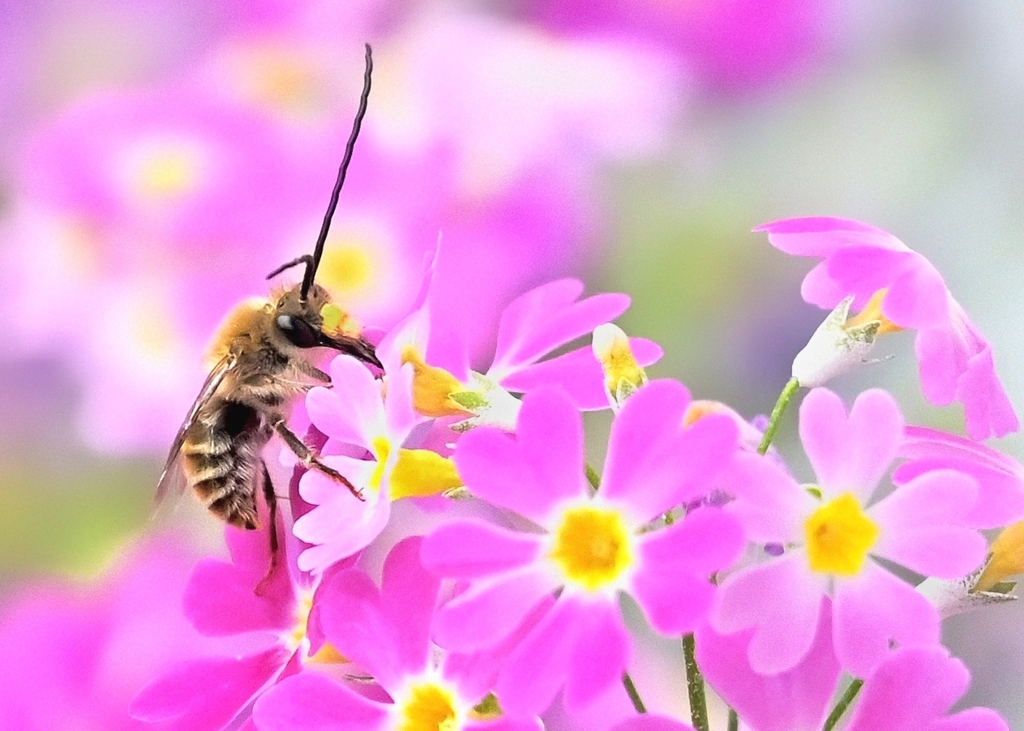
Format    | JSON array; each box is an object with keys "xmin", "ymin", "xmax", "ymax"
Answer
[{"xmin": 157, "ymin": 44, "xmax": 381, "ymax": 543}]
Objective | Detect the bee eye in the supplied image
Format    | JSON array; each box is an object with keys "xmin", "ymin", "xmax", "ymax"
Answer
[{"xmin": 276, "ymin": 315, "xmax": 319, "ymax": 348}]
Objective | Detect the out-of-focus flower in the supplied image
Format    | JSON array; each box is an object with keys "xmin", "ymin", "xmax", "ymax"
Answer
[
  {"xmin": 522, "ymin": 0, "xmax": 837, "ymax": 94},
  {"xmin": 844, "ymin": 646, "xmax": 1008, "ymax": 731},
  {"xmin": 372, "ymin": 13, "xmax": 684, "ymax": 194},
  {"xmin": 696, "ymin": 599, "xmax": 840, "ymax": 731},
  {"xmin": 130, "ymin": 515, "xmax": 334, "ymax": 729},
  {"xmin": 714, "ymin": 388, "xmax": 987, "ymax": 676},
  {"xmin": 757, "ymin": 216, "xmax": 1019, "ymax": 441},
  {"xmin": 421, "ymin": 382, "xmax": 743, "ymax": 715},
  {"xmin": 253, "ymin": 537, "xmax": 544, "ymax": 731},
  {"xmin": 0, "ymin": 535, "xmax": 205, "ymax": 731}
]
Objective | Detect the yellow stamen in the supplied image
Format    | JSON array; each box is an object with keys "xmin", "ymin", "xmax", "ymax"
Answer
[
  {"xmin": 397, "ymin": 682, "xmax": 459, "ymax": 731},
  {"xmin": 370, "ymin": 437, "xmax": 392, "ymax": 492},
  {"xmin": 390, "ymin": 449, "xmax": 463, "ymax": 499},
  {"xmin": 550, "ymin": 506, "xmax": 633, "ymax": 592},
  {"xmin": 402, "ymin": 347, "xmax": 473, "ymax": 418},
  {"xmin": 844, "ymin": 289, "xmax": 903, "ymax": 336},
  {"xmin": 974, "ymin": 520, "xmax": 1024, "ymax": 592},
  {"xmin": 804, "ymin": 492, "xmax": 879, "ymax": 576}
]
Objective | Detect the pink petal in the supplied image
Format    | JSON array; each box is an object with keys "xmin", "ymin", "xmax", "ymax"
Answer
[
  {"xmin": 696, "ymin": 599, "xmax": 839, "ymax": 731},
  {"xmin": 294, "ymin": 465, "xmax": 391, "ymax": 573},
  {"xmin": 453, "ymin": 388, "xmax": 587, "ymax": 525},
  {"xmin": 846, "ymin": 647, "xmax": 1008, "ymax": 731},
  {"xmin": 631, "ymin": 509, "xmax": 744, "ymax": 635},
  {"xmin": 432, "ymin": 569, "xmax": 560, "ymax": 653},
  {"xmin": 313, "ymin": 568, "xmax": 405, "ymax": 690},
  {"xmin": 499, "ymin": 337, "xmax": 662, "ymax": 411},
  {"xmin": 496, "ymin": 596, "xmax": 585, "ymax": 717},
  {"xmin": 383, "ymin": 362, "xmax": 420, "ymax": 441},
  {"xmin": 183, "ymin": 556, "xmax": 293, "ymax": 636},
  {"xmin": 603, "ymin": 381, "xmax": 738, "ymax": 519},
  {"xmin": 130, "ymin": 648, "xmax": 289, "ymax": 729},
  {"xmin": 421, "ymin": 520, "xmax": 543, "ymax": 579},
  {"xmin": 718, "ymin": 450, "xmax": 813, "ymax": 543},
  {"xmin": 468, "ymin": 719, "xmax": 545, "ymax": 731},
  {"xmin": 755, "ymin": 216, "xmax": 901, "ymax": 257},
  {"xmin": 380, "ymin": 537, "xmax": 441, "ymax": 680},
  {"xmin": 490, "ymin": 279, "xmax": 630, "ymax": 378},
  {"xmin": 305, "ymin": 355, "xmax": 383, "ymax": 449},
  {"xmin": 253, "ymin": 671, "xmax": 387, "ymax": 731},
  {"xmin": 712, "ymin": 553, "xmax": 826, "ymax": 674},
  {"xmin": 881, "ymin": 252, "xmax": 949, "ymax": 329},
  {"xmin": 799, "ymin": 388, "xmax": 902, "ymax": 501},
  {"xmin": 870, "ymin": 470, "xmax": 987, "ymax": 578},
  {"xmin": 896, "ymin": 426, "xmax": 1024, "ymax": 528},
  {"xmin": 832, "ymin": 562, "xmax": 940, "ymax": 677},
  {"xmin": 563, "ymin": 599, "xmax": 632, "ymax": 711}
]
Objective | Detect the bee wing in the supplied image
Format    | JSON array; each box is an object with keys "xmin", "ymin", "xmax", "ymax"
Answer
[{"xmin": 155, "ymin": 352, "xmax": 238, "ymax": 507}]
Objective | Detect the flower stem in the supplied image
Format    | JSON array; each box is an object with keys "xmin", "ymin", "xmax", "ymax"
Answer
[
  {"xmin": 823, "ymin": 678, "xmax": 863, "ymax": 731},
  {"xmin": 682, "ymin": 633, "xmax": 709, "ymax": 731},
  {"xmin": 757, "ymin": 377, "xmax": 800, "ymax": 455},
  {"xmin": 622, "ymin": 673, "xmax": 647, "ymax": 714},
  {"xmin": 728, "ymin": 709, "xmax": 738, "ymax": 731}
]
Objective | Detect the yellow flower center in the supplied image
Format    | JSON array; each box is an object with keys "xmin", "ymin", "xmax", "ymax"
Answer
[
  {"xmin": 134, "ymin": 143, "xmax": 203, "ymax": 199},
  {"xmin": 370, "ymin": 437, "xmax": 393, "ymax": 492},
  {"xmin": 550, "ymin": 506, "xmax": 633, "ymax": 591},
  {"xmin": 844, "ymin": 289, "xmax": 904, "ymax": 336},
  {"xmin": 317, "ymin": 240, "xmax": 376, "ymax": 297},
  {"xmin": 397, "ymin": 682, "xmax": 459, "ymax": 731},
  {"xmin": 391, "ymin": 449, "xmax": 463, "ymax": 499},
  {"xmin": 804, "ymin": 492, "xmax": 880, "ymax": 576}
]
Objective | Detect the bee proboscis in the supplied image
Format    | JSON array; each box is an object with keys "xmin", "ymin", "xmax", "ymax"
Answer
[{"xmin": 157, "ymin": 44, "xmax": 381, "ymax": 548}]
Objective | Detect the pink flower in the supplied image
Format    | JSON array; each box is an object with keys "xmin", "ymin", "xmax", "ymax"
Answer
[
  {"xmin": 696, "ymin": 599, "xmax": 841, "ymax": 731},
  {"xmin": 421, "ymin": 382, "xmax": 743, "ymax": 715},
  {"xmin": 757, "ymin": 216, "xmax": 1019, "ymax": 440},
  {"xmin": 0, "ymin": 535, "xmax": 206, "ymax": 731},
  {"xmin": 252, "ymin": 537, "xmax": 543, "ymax": 731},
  {"xmin": 713, "ymin": 388, "xmax": 988, "ymax": 676},
  {"xmin": 896, "ymin": 426, "xmax": 1024, "ymax": 528},
  {"xmin": 845, "ymin": 647, "xmax": 1008, "ymax": 731},
  {"xmin": 294, "ymin": 354, "xmax": 460, "ymax": 573},
  {"xmin": 130, "ymin": 516, "xmax": 329, "ymax": 729},
  {"xmin": 524, "ymin": 0, "xmax": 837, "ymax": 94}
]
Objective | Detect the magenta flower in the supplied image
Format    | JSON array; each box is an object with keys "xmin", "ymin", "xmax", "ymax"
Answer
[
  {"xmin": 0, "ymin": 535, "xmax": 207, "ymax": 730},
  {"xmin": 131, "ymin": 517, "xmax": 328, "ymax": 729},
  {"xmin": 845, "ymin": 646, "xmax": 1008, "ymax": 731},
  {"xmin": 757, "ymin": 216, "xmax": 1019, "ymax": 440},
  {"xmin": 696, "ymin": 599, "xmax": 841, "ymax": 731},
  {"xmin": 897, "ymin": 425, "xmax": 1024, "ymax": 528},
  {"xmin": 421, "ymin": 382, "xmax": 743, "ymax": 715},
  {"xmin": 524, "ymin": 0, "xmax": 836, "ymax": 94},
  {"xmin": 713, "ymin": 387, "xmax": 988, "ymax": 676},
  {"xmin": 253, "ymin": 537, "xmax": 543, "ymax": 731}
]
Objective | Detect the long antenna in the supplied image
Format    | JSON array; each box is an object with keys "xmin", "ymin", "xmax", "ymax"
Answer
[{"xmin": 300, "ymin": 42, "xmax": 373, "ymax": 301}]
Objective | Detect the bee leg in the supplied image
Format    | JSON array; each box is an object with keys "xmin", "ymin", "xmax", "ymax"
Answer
[
  {"xmin": 272, "ymin": 418, "xmax": 364, "ymax": 501},
  {"xmin": 255, "ymin": 461, "xmax": 281, "ymax": 597},
  {"xmin": 294, "ymin": 359, "xmax": 331, "ymax": 383}
]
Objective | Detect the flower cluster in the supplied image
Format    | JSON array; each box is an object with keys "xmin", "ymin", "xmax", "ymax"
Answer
[{"xmin": 0, "ymin": 216, "xmax": 1007, "ymax": 730}]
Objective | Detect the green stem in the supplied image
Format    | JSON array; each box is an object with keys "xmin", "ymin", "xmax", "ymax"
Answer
[
  {"xmin": 757, "ymin": 377, "xmax": 800, "ymax": 455},
  {"xmin": 823, "ymin": 678, "xmax": 863, "ymax": 731},
  {"xmin": 728, "ymin": 709, "xmax": 739, "ymax": 731},
  {"xmin": 682, "ymin": 633, "xmax": 709, "ymax": 731},
  {"xmin": 622, "ymin": 673, "xmax": 647, "ymax": 714}
]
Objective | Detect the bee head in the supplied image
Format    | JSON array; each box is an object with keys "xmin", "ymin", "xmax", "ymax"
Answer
[{"xmin": 272, "ymin": 284, "xmax": 381, "ymax": 368}]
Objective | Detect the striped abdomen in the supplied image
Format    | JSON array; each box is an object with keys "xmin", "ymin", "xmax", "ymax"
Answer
[{"xmin": 181, "ymin": 400, "xmax": 270, "ymax": 529}]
